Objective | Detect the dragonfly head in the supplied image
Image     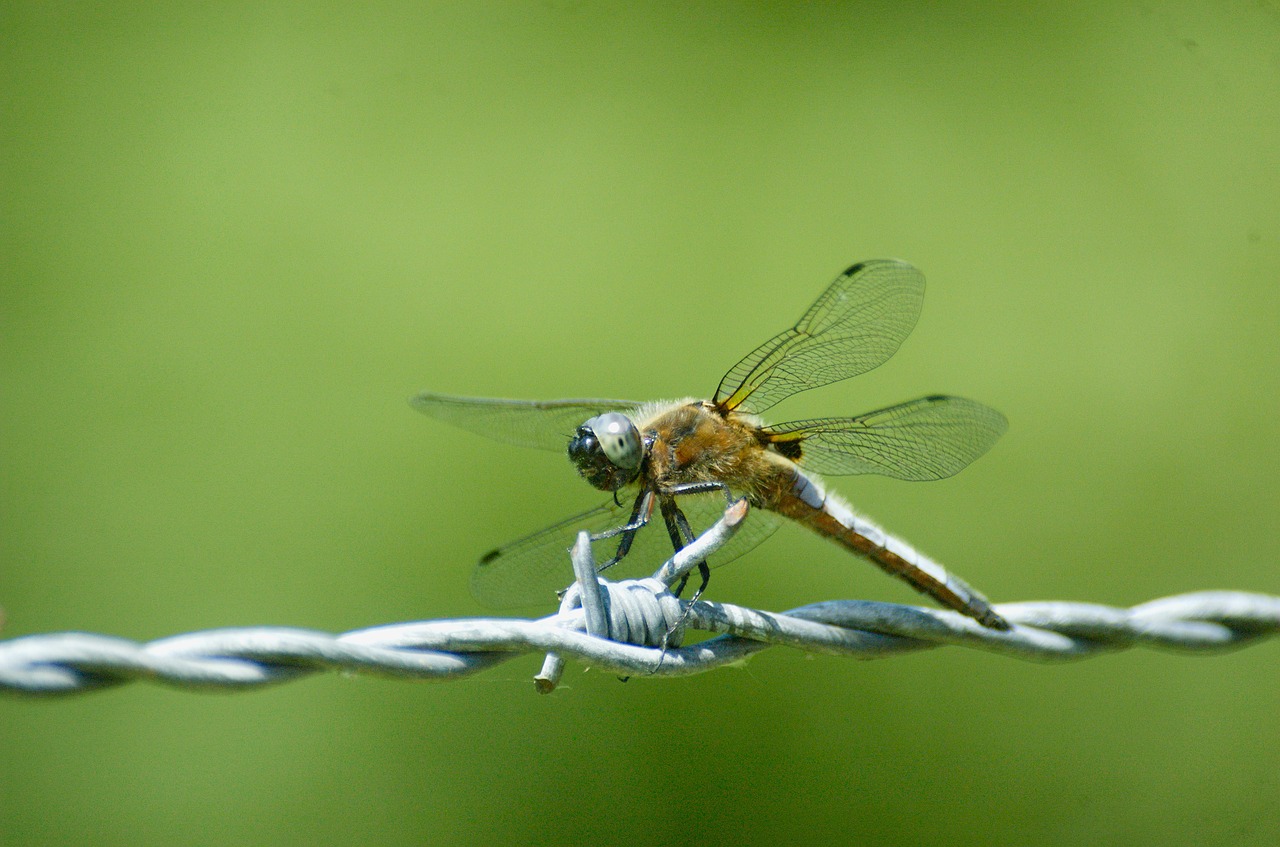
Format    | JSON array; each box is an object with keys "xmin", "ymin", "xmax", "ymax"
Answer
[{"xmin": 569, "ymin": 412, "xmax": 643, "ymax": 492}]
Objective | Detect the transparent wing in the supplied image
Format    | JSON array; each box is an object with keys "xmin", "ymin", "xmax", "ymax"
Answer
[
  {"xmin": 471, "ymin": 500, "xmax": 634, "ymax": 608},
  {"xmin": 713, "ymin": 259, "xmax": 925, "ymax": 415},
  {"xmin": 766, "ymin": 396, "xmax": 1007, "ymax": 481},
  {"xmin": 410, "ymin": 392, "xmax": 640, "ymax": 452},
  {"xmin": 471, "ymin": 490, "xmax": 782, "ymax": 608}
]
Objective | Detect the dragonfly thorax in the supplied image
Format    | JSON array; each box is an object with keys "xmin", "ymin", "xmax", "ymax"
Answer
[{"xmin": 568, "ymin": 412, "xmax": 644, "ymax": 492}]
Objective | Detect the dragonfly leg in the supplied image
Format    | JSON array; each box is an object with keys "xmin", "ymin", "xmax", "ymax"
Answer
[
  {"xmin": 666, "ymin": 480, "xmax": 733, "ymax": 506},
  {"xmin": 592, "ymin": 489, "xmax": 652, "ymax": 573},
  {"xmin": 650, "ymin": 496, "xmax": 713, "ymax": 672},
  {"xmin": 658, "ymin": 497, "xmax": 692, "ymax": 595},
  {"xmin": 658, "ymin": 496, "xmax": 712, "ymax": 601}
]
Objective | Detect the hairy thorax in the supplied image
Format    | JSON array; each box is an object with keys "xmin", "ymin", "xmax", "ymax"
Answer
[{"xmin": 636, "ymin": 400, "xmax": 793, "ymax": 505}]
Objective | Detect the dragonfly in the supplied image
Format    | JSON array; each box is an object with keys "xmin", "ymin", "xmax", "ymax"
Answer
[{"xmin": 413, "ymin": 259, "xmax": 1010, "ymax": 629}]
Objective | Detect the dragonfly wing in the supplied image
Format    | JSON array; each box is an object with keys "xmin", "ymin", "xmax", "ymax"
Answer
[
  {"xmin": 411, "ymin": 392, "xmax": 640, "ymax": 452},
  {"xmin": 663, "ymin": 488, "xmax": 784, "ymax": 571},
  {"xmin": 713, "ymin": 259, "xmax": 925, "ymax": 415},
  {"xmin": 471, "ymin": 500, "xmax": 636, "ymax": 608},
  {"xmin": 765, "ymin": 395, "xmax": 1007, "ymax": 480},
  {"xmin": 471, "ymin": 491, "xmax": 784, "ymax": 608}
]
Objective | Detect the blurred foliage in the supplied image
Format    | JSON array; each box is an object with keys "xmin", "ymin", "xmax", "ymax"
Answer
[{"xmin": 2, "ymin": 3, "xmax": 1278, "ymax": 846}]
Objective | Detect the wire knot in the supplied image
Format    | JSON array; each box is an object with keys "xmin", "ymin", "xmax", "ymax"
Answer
[{"xmin": 598, "ymin": 578, "xmax": 687, "ymax": 648}]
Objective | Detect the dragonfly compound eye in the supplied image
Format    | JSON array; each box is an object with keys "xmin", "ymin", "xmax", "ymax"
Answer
[
  {"xmin": 588, "ymin": 412, "xmax": 642, "ymax": 469},
  {"xmin": 569, "ymin": 413, "xmax": 643, "ymax": 491}
]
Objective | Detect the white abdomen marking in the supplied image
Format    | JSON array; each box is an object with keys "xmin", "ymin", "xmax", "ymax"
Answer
[{"xmin": 792, "ymin": 470, "xmax": 979, "ymax": 599}]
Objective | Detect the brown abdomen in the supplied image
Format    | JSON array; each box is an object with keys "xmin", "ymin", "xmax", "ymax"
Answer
[{"xmin": 770, "ymin": 468, "xmax": 1009, "ymax": 630}]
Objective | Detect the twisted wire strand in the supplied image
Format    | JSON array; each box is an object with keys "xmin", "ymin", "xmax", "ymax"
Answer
[{"xmin": 2, "ymin": 502, "xmax": 1276, "ymax": 695}]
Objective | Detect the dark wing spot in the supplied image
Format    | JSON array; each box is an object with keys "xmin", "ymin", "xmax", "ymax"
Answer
[
  {"xmin": 774, "ymin": 439, "xmax": 803, "ymax": 460},
  {"xmin": 759, "ymin": 428, "xmax": 805, "ymax": 460},
  {"xmin": 479, "ymin": 548, "xmax": 501, "ymax": 565}
]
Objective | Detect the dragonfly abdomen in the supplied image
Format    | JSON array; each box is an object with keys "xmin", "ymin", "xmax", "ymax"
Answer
[{"xmin": 775, "ymin": 469, "xmax": 1009, "ymax": 630}]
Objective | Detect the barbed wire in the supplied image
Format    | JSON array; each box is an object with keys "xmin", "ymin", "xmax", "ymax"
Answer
[{"xmin": 2, "ymin": 500, "xmax": 1276, "ymax": 696}]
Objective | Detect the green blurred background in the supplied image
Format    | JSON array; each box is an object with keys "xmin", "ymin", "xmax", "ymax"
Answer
[{"xmin": 3, "ymin": 3, "xmax": 1278, "ymax": 845}]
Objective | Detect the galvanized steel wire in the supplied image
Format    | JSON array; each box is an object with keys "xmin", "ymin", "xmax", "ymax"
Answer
[{"xmin": 2, "ymin": 501, "xmax": 1276, "ymax": 695}]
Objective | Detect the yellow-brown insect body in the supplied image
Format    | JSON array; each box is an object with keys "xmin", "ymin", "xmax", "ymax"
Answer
[
  {"xmin": 412, "ymin": 259, "xmax": 1008, "ymax": 625},
  {"xmin": 635, "ymin": 400, "xmax": 787, "ymax": 505},
  {"xmin": 635, "ymin": 399, "xmax": 1008, "ymax": 629}
]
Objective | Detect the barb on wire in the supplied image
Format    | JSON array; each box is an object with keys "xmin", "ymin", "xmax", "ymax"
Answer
[{"xmin": 1, "ymin": 500, "xmax": 1277, "ymax": 696}]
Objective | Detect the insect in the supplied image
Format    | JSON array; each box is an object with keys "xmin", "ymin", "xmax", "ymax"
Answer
[{"xmin": 413, "ymin": 259, "xmax": 1010, "ymax": 629}]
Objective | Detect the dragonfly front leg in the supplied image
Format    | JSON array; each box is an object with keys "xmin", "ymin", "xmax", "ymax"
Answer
[{"xmin": 591, "ymin": 488, "xmax": 654, "ymax": 573}]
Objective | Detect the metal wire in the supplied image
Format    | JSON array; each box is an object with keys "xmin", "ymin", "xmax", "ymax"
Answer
[{"xmin": 2, "ymin": 501, "xmax": 1277, "ymax": 695}]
